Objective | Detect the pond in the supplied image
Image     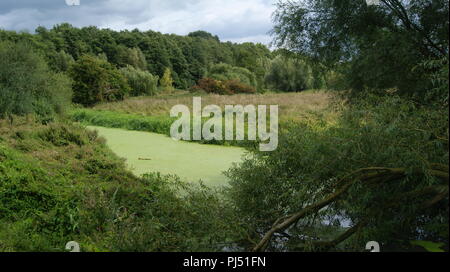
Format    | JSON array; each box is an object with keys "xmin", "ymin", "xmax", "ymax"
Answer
[{"xmin": 87, "ymin": 126, "xmax": 246, "ymax": 187}]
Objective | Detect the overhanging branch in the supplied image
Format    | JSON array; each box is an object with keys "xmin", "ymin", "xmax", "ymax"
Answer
[{"xmin": 252, "ymin": 165, "xmax": 449, "ymax": 252}]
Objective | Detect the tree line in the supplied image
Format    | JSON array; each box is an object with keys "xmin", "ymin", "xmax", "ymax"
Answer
[{"xmin": 1, "ymin": 24, "xmax": 330, "ymax": 111}]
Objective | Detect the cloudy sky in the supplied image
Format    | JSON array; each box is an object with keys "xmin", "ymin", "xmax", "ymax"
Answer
[{"xmin": 0, "ymin": 0, "xmax": 277, "ymax": 44}]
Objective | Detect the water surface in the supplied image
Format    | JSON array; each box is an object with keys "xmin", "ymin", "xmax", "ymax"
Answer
[{"xmin": 87, "ymin": 126, "xmax": 245, "ymax": 187}]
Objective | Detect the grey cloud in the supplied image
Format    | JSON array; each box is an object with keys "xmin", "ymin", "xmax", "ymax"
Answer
[{"xmin": 0, "ymin": 0, "xmax": 276, "ymax": 44}]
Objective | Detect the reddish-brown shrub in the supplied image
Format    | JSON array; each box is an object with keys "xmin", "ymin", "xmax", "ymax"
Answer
[
  {"xmin": 194, "ymin": 78, "xmax": 231, "ymax": 95},
  {"xmin": 224, "ymin": 80, "xmax": 256, "ymax": 94}
]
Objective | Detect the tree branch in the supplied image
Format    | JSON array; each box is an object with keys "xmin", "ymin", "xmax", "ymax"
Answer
[{"xmin": 252, "ymin": 165, "xmax": 449, "ymax": 252}]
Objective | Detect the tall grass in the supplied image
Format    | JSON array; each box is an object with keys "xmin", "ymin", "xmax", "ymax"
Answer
[
  {"xmin": 92, "ymin": 91, "xmax": 334, "ymax": 122},
  {"xmin": 70, "ymin": 91, "xmax": 337, "ymax": 149},
  {"xmin": 69, "ymin": 109, "xmax": 258, "ymax": 148},
  {"xmin": 70, "ymin": 109, "xmax": 174, "ymax": 136}
]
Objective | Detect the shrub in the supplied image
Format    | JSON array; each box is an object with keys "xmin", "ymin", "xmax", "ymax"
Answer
[
  {"xmin": 120, "ymin": 65, "xmax": 159, "ymax": 96},
  {"xmin": 69, "ymin": 55, "xmax": 130, "ymax": 106},
  {"xmin": 193, "ymin": 78, "xmax": 256, "ymax": 95},
  {"xmin": 70, "ymin": 109, "xmax": 174, "ymax": 136},
  {"xmin": 265, "ymin": 55, "xmax": 313, "ymax": 92},
  {"xmin": 0, "ymin": 120, "xmax": 246, "ymax": 252},
  {"xmin": 193, "ymin": 78, "xmax": 231, "ymax": 95},
  {"xmin": 414, "ymin": 57, "xmax": 449, "ymax": 106},
  {"xmin": 224, "ymin": 80, "xmax": 256, "ymax": 94},
  {"xmin": 0, "ymin": 41, "xmax": 72, "ymax": 119},
  {"xmin": 208, "ymin": 63, "xmax": 257, "ymax": 88}
]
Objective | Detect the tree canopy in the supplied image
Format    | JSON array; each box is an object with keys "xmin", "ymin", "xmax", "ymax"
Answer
[{"xmin": 272, "ymin": 0, "xmax": 449, "ymax": 101}]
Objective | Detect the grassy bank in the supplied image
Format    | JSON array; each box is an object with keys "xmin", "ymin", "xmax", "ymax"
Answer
[
  {"xmin": 70, "ymin": 91, "xmax": 337, "ymax": 149},
  {"xmin": 70, "ymin": 109, "xmax": 174, "ymax": 136},
  {"xmin": 0, "ymin": 117, "xmax": 245, "ymax": 252}
]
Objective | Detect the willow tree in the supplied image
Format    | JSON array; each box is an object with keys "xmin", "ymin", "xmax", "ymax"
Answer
[
  {"xmin": 224, "ymin": 0, "xmax": 450, "ymax": 252},
  {"xmin": 272, "ymin": 0, "xmax": 449, "ymax": 101},
  {"xmin": 227, "ymin": 96, "xmax": 448, "ymax": 252}
]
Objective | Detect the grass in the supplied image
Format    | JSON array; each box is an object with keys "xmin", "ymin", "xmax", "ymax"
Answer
[
  {"xmin": 92, "ymin": 90, "xmax": 335, "ymax": 122},
  {"xmin": 70, "ymin": 109, "xmax": 174, "ymax": 135},
  {"xmin": 0, "ymin": 116, "xmax": 246, "ymax": 252},
  {"xmin": 70, "ymin": 90, "xmax": 338, "ymax": 148}
]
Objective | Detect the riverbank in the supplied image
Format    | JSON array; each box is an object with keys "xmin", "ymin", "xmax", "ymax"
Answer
[{"xmin": 0, "ymin": 117, "xmax": 245, "ymax": 252}]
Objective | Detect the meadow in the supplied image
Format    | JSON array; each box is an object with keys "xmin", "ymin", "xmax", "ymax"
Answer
[
  {"xmin": 70, "ymin": 90, "xmax": 337, "ymax": 142},
  {"xmin": 92, "ymin": 90, "xmax": 335, "ymax": 122}
]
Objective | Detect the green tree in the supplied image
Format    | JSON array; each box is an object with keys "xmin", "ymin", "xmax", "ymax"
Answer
[
  {"xmin": 272, "ymin": 0, "xmax": 449, "ymax": 101},
  {"xmin": 265, "ymin": 55, "xmax": 314, "ymax": 92},
  {"xmin": 120, "ymin": 65, "xmax": 159, "ymax": 96},
  {"xmin": 227, "ymin": 95, "xmax": 449, "ymax": 252},
  {"xmin": 115, "ymin": 46, "xmax": 148, "ymax": 71},
  {"xmin": 69, "ymin": 55, "xmax": 130, "ymax": 106},
  {"xmin": 4, "ymin": 24, "xmax": 275, "ymax": 93},
  {"xmin": 48, "ymin": 50, "xmax": 75, "ymax": 72},
  {"xmin": 188, "ymin": 30, "xmax": 220, "ymax": 42},
  {"xmin": 0, "ymin": 41, "xmax": 72, "ymax": 120},
  {"xmin": 207, "ymin": 63, "xmax": 257, "ymax": 88},
  {"xmin": 159, "ymin": 68, "xmax": 174, "ymax": 91}
]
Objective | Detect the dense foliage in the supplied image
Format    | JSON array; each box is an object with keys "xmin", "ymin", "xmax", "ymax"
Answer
[
  {"xmin": 0, "ymin": 1, "xmax": 448, "ymax": 252},
  {"xmin": 120, "ymin": 65, "xmax": 159, "ymax": 97},
  {"xmin": 192, "ymin": 78, "xmax": 256, "ymax": 95},
  {"xmin": 0, "ymin": 119, "xmax": 244, "ymax": 251},
  {"xmin": 227, "ymin": 95, "xmax": 449, "ymax": 251},
  {"xmin": 218, "ymin": 0, "xmax": 449, "ymax": 252},
  {"xmin": 207, "ymin": 63, "xmax": 257, "ymax": 89},
  {"xmin": 272, "ymin": 0, "xmax": 449, "ymax": 102},
  {"xmin": 70, "ymin": 55, "xmax": 130, "ymax": 106},
  {"xmin": 0, "ymin": 41, "xmax": 72, "ymax": 120},
  {"xmin": 0, "ymin": 25, "xmax": 275, "ymax": 91},
  {"xmin": 265, "ymin": 55, "xmax": 314, "ymax": 92}
]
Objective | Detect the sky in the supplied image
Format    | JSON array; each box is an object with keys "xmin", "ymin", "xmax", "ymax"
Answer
[{"xmin": 0, "ymin": 0, "xmax": 277, "ymax": 45}]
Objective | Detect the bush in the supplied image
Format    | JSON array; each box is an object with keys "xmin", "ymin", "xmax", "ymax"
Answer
[
  {"xmin": 70, "ymin": 109, "xmax": 174, "ymax": 136},
  {"xmin": 193, "ymin": 78, "xmax": 232, "ymax": 95},
  {"xmin": 193, "ymin": 78, "xmax": 256, "ymax": 95},
  {"xmin": 414, "ymin": 57, "xmax": 449, "ymax": 106},
  {"xmin": 0, "ymin": 41, "xmax": 72, "ymax": 119},
  {"xmin": 265, "ymin": 55, "xmax": 313, "ymax": 92},
  {"xmin": 224, "ymin": 80, "xmax": 256, "ymax": 94},
  {"xmin": 208, "ymin": 63, "xmax": 257, "ymax": 88},
  {"xmin": 0, "ymin": 119, "xmax": 246, "ymax": 251},
  {"xmin": 120, "ymin": 65, "xmax": 159, "ymax": 96},
  {"xmin": 70, "ymin": 55, "xmax": 130, "ymax": 107}
]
